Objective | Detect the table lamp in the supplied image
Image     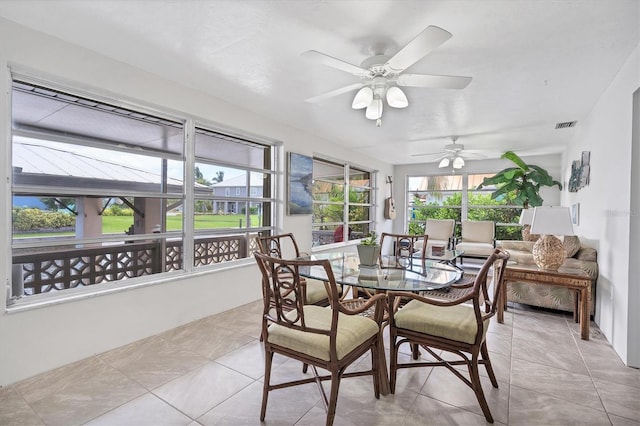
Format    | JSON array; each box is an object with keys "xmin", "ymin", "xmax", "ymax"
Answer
[
  {"xmin": 529, "ymin": 206, "xmax": 574, "ymax": 271},
  {"xmin": 519, "ymin": 208, "xmax": 535, "ymax": 241}
]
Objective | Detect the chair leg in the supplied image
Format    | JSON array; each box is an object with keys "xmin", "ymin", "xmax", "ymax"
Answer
[
  {"xmin": 411, "ymin": 343, "xmax": 420, "ymax": 360},
  {"xmin": 326, "ymin": 372, "xmax": 342, "ymax": 426},
  {"xmin": 260, "ymin": 350, "xmax": 274, "ymax": 421},
  {"xmin": 481, "ymin": 341, "xmax": 498, "ymax": 388},
  {"xmin": 370, "ymin": 342, "xmax": 380, "ymax": 398},
  {"xmin": 389, "ymin": 331, "xmax": 398, "ymax": 394},
  {"xmin": 469, "ymin": 352, "xmax": 494, "ymax": 423}
]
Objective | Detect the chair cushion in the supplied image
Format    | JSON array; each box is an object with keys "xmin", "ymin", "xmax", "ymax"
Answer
[
  {"xmin": 414, "ymin": 239, "xmax": 449, "ymax": 252},
  {"xmin": 455, "ymin": 242, "xmax": 495, "ymax": 257},
  {"xmin": 425, "ymin": 219, "xmax": 455, "ymax": 241},
  {"xmin": 304, "ymin": 278, "xmax": 341, "ymax": 304},
  {"xmin": 461, "ymin": 221, "xmax": 495, "ymax": 243},
  {"xmin": 267, "ymin": 305, "xmax": 379, "ymax": 361},
  {"xmin": 395, "ymin": 300, "xmax": 489, "ymax": 345}
]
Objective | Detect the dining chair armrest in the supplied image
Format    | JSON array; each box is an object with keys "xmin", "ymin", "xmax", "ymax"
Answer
[{"xmin": 339, "ymin": 293, "xmax": 386, "ymax": 324}]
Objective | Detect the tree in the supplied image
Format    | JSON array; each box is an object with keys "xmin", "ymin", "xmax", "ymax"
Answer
[
  {"xmin": 194, "ymin": 166, "xmax": 211, "ymax": 186},
  {"xmin": 211, "ymin": 171, "xmax": 224, "ymax": 183},
  {"xmin": 39, "ymin": 197, "xmax": 76, "ymax": 212},
  {"xmin": 476, "ymin": 151, "xmax": 562, "ymax": 208}
]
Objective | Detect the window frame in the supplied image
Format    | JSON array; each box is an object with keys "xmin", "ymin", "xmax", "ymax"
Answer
[
  {"xmin": 311, "ymin": 156, "xmax": 375, "ymax": 247},
  {"xmin": 8, "ymin": 75, "xmax": 279, "ymax": 307}
]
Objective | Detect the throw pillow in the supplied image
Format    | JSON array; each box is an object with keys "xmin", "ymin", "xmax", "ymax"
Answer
[{"xmin": 561, "ymin": 235, "xmax": 580, "ymax": 258}]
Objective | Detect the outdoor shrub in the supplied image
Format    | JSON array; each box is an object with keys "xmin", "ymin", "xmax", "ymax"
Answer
[{"xmin": 12, "ymin": 208, "xmax": 76, "ymax": 231}]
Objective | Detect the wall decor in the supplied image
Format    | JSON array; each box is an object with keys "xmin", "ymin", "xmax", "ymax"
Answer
[
  {"xmin": 580, "ymin": 150, "xmax": 590, "ymax": 187},
  {"xmin": 568, "ymin": 160, "xmax": 581, "ymax": 192},
  {"xmin": 287, "ymin": 152, "xmax": 313, "ymax": 215},
  {"xmin": 571, "ymin": 203, "xmax": 580, "ymax": 225}
]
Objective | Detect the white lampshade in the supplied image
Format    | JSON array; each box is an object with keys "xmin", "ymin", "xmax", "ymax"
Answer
[
  {"xmin": 352, "ymin": 86, "xmax": 373, "ymax": 109},
  {"xmin": 386, "ymin": 86, "xmax": 408, "ymax": 108},
  {"xmin": 530, "ymin": 206, "xmax": 575, "ymax": 235},
  {"xmin": 452, "ymin": 156, "xmax": 465, "ymax": 169},
  {"xmin": 519, "ymin": 208, "xmax": 535, "ymax": 225},
  {"xmin": 365, "ymin": 96, "xmax": 383, "ymax": 120},
  {"xmin": 438, "ymin": 158, "xmax": 450, "ymax": 168}
]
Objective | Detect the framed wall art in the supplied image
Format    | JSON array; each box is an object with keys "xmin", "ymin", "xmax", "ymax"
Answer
[{"xmin": 287, "ymin": 152, "xmax": 313, "ymax": 215}]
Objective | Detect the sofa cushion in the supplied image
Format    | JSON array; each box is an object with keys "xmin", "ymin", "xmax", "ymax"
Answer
[
  {"xmin": 561, "ymin": 235, "xmax": 581, "ymax": 258},
  {"xmin": 498, "ymin": 240, "xmax": 534, "ymax": 252}
]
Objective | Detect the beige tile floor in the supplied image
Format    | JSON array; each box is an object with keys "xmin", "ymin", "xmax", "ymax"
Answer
[{"xmin": 1, "ymin": 298, "xmax": 639, "ymax": 426}]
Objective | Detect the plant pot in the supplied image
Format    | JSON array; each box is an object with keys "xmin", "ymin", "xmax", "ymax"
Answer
[{"xmin": 357, "ymin": 244, "xmax": 381, "ymax": 266}]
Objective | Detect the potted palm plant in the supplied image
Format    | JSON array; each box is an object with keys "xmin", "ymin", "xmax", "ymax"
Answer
[
  {"xmin": 357, "ymin": 231, "xmax": 380, "ymax": 266},
  {"xmin": 476, "ymin": 151, "xmax": 562, "ymax": 240}
]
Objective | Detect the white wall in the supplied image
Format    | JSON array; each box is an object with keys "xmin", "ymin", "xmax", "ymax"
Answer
[
  {"xmin": 0, "ymin": 19, "xmax": 393, "ymax": 386},
  {"xmin": 393, "ymin": 155, "xmax": 563, "ymax": 234},
  {"xmin": 561, "ymin": 45, "xmax": 640, "ymax": 366}
]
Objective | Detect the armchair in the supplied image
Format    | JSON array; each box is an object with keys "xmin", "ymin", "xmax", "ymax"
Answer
[
  {"xmin": 387, "ymin": 248, "xmax": 510, "ymax": 423},
  {"xmin": 254, "ymin": 252, "xmax": 385, "ymax": 426},
  {"xmin": 455, "ymin": 220, "xmax": 496, "ymax": 262},
  {"xmin": 255, "ymin": 233, "xmax": 339, "ymax": 306}
]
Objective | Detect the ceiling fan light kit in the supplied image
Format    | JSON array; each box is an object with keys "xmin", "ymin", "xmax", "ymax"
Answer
[
  {"xmin": 452, "ymin": 156, "xmax": 465, "ymax": 169},
  {"xmin": 385, "ymin": 86, "xmax": 408, "ymax": 108},
  {"xmin": 365, "ymin": 96, "xmax": 383, "ymax": 120},
  {"xmin": 352, "ymin": 86, "xmax": 373, "ymax": 109},
  {"xmin": 303, "ymin": 25, "xmax": 472, "ymax": 125},
  {"xmin": 438, "ymin": 157, "xmax": 450, "ymax": 168}
]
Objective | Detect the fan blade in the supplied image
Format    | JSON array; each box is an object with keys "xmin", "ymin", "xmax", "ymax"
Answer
[
  {"xmin": 302, "ymin": 50, "xmax": 371, "ymax": 77},
  {"xmin": 411, "ymin": 152, "xmax": 448, "ymax": 160},
  {"xmin": 304, "ymin": 83, "xmax": 364, "ymax": 103},
  {"xmin": 397, "ymin": 73, "xmax": 472, "ymax": 89},
  {"xmin": 460, "ymin": 152, "xmax": 487, "ymax": 159},
  {"xmin": 384, "ymin": 26, "xmax": 452, "ymax": 73}
]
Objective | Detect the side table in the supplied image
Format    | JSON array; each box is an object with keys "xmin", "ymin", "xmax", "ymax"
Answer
[{"xmin": 497, "ymin": 263, "xmax": 592, "ymax": 340}]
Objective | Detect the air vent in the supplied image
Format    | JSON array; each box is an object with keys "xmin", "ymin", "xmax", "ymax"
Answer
[{"xmin": 555, "ymin": 121, "xmax": 577, "ymax": 129}]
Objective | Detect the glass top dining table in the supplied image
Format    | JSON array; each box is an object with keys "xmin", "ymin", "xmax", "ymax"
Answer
[{"xmin": 298, "ymin": 251, "xmax": 463, "ymax": 292}]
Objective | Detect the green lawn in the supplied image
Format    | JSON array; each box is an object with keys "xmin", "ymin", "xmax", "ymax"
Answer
[{"xmin": 13, "ymin": 214, "xmax": 262, "ymax": 238}]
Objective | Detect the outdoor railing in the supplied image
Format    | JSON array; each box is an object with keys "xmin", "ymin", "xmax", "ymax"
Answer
[{"xmin": 12, "ymin": 234, "xmax": 258, "ymax": 296}]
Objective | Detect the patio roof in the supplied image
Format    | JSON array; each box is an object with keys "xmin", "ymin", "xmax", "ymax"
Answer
[{"xmin": 13, "ymin": 139, "xmax": 210, "ymax": 196}]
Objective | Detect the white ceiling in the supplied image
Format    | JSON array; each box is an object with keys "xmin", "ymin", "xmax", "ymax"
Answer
[{"xmin": 1, "ymin": 0, "xmax": 638, "ymax": 165}]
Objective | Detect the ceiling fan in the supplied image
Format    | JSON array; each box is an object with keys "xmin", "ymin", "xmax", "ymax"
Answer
[
  {"xmin": 412, "ymin": 137, "xmax": 487, "ymax": 169},
  {"xmin": 302, "ymin": 26, "xmax": 472, "ymax": 125}
]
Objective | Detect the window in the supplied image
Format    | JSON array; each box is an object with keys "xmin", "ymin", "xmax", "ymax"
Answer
[
  {"xmin": 311, "ymin": 158, "xmax": 374, "ymax": 246},
  {"xmin": 9, "ymin": 79, "xmax": 275, "ymax": 303},
  {"xmin": 193, "ymin": 127, "xmax": 274, "ymax": 268},
  {"xmin": 407, "ymin": 173, "xmax": 521, "ymax": 240}
]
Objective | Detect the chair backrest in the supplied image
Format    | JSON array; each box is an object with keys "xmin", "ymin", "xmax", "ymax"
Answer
[
  {"xmin": 380, "ymin": 232, "xmax": 428, "ymax": 265},
  {"xmin": 470, "ymin": 248, "xmax": 510, "ymax": 322},
  {"xmin": 253, "ymin": 252, "xmax": 340, "ymax": 348},
  {"xmin": 255, "ymin": 233, "xmax": 303, "ymax": 259},
  {"xmin": 461, "ymin": 220, "xmax": 495, "ymax": 243},
  {"xmin": 425, "ymin": 219, "xmax": 455, "ymax": 241}
]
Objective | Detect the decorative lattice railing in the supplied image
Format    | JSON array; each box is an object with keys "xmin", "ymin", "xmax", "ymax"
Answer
[{"xmin": 13, "ymin": 234, "xmax": 258, "ymax": 296}]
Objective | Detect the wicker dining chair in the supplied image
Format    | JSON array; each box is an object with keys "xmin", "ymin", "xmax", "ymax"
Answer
[
  {"xmin": 387, "ymin": 248, "xmax": 510, "ymax": 423},
  {"xmin": 255, "ymin": 232, "xmax": 339, "ymax": 306},
  {"xmin": 379, "ymin": 232, "xmax": 428, "ymax": 267},
  {"xmin": 254, "ymin": 252, "xmax": 386, "ymax": 426}
]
